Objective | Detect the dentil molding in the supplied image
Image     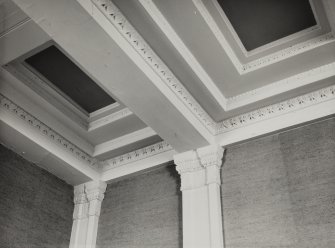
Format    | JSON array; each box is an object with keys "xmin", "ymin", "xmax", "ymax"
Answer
[{"xmin": 0, "ymin": 93, "xmax": 100, "ymax": 170}]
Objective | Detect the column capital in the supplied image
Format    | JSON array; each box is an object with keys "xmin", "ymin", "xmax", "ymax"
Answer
[
  {"xmin": 174, "ymin": 150, "xmax": 202, "ymax": 174},
  {"xmin": 174, "ymin": 145, "xmax": 225, "ymax": 190},
  {"xmin": 73, "ymin": 184, "xmax": 87, "ymax": 205},
  {"xmin": 197, "ymin": 145, "xmax": 224, "ymax": 169},
  {"xmin": 85, "ymin": 181, "xmax": 107, "ymax": 202}
]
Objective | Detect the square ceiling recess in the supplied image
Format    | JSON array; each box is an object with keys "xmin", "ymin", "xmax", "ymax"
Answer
[
  {"xmin": 217, "ymin": 0, "xmax": 317, "ymax": 51},
  {"xmin": 25, "ymin": 45, "xmax": 116, "ymax": 113}
]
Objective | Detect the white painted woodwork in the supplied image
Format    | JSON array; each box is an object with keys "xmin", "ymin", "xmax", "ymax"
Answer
[
  {"xmin": 174, "ymin": 145, "xmax": 225, "ymax": 248},
  {"xmin": 70, "ymin": 181, "xmax": 107, "ymax": 248}
]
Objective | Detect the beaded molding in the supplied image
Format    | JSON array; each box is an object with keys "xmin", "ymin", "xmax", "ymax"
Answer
[
  {"xmin": 92, "ymin": 0, "xmax": 217, "ymax": 134},
  {"xmin": 217, "ymin": 84, "xmax": 335, "ymax": 134},
  {"xmin": 103, "ymin": 141, "xmax": 173, "ymax": 170},
  {"xmin": 0, "ymin": 94, "xmax": 100, "ymax": 169}
]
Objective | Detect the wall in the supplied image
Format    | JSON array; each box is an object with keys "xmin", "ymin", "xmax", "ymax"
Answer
[
  {"xmin": 96, "ymin": 163, "xmax": 182, "ymax": 248},
  {"xmin": 0, "ymin": 144, "xmax": 73, "ymax": 248},
  {"xmin": 222, "ymin": 117, "xmax": 335, "ymax": 248}
]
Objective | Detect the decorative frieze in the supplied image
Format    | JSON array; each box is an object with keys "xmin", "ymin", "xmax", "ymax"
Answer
[
  {"xmin": 217, "ymin": 84, "xmax": 335, "ymax": 134},
  {"xmin": 0, "ymin": 94, "xmax": 100, "ymax": 169},
  {"xmin": 104, "ymin": 140, "xmax": 173, "ymax": 170}
]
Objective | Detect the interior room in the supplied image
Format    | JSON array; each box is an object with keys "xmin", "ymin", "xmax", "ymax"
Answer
[{"xmin": 1, "ymin": 0, "xmax": 335, "ymax": 247}]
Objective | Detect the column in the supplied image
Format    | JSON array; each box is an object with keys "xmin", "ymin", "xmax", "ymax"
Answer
[
  {"xmin": 174, "ymin": 145, "xmax": 225, "ymax": 248},
  {"xmin": 69, "ymin": 184, "xmax": 89, "ymax": 248},
  {"xmin": 69, "ymin": 180, "xmax": 107, "ymax": 248},
  {"xmin": 85, "ymin": 181, "xmax": 107, "ymax": 248}
]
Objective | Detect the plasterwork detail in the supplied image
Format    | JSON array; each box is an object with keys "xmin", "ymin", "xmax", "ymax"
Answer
[
  {"xmin": 92, "ymin": 0, "xmax": 217, "ymax": 134},
  {"xmin": 0, "ymin": 94, "xmax": 100, "ymax": 169},
  {"xmin": 217, "ymin": 85, "xmax": 335, "ymax": 134},
  {"xmin": 104, "ymin": 141, "xmax": 173, "ymax": 170},
  {"xmin": 228, "ymin": 62, "xmax": 335, "ymax": 106}
]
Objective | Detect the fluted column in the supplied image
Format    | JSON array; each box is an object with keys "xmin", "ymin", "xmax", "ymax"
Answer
[
  {"xmin": 69, "ymin": 180, "xmax": 106, "ymax": 248},
  {"xmin": 69, "ymin": 184, "xmax": 89, "ymax": 248},
  {"xmin": 174, "ymin": 145, "xmax": 225, "ymax": 248},
  {"xmin": 85, "ymin": 181, "xmax": 106, "ymax": 248}
]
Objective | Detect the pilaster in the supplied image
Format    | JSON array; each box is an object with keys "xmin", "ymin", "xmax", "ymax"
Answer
[
  {"xmin": 69, "ymin": 180, "xmax": 107, "ymax": 248},
  {"xmin": 174, "ymin": 145, "xmax": 225, "ymax": 248}
]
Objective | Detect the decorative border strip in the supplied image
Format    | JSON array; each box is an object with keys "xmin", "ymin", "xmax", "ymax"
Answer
[
  {"xmin": 227, "ymin": 62, "xmax": 335, "ymax": 109},
  {"xmin": 103, "ymin": 141, "xmax": 173, "ymax": 170},
  {"xmin": 0, "ymin": 94, "xmax": 100, "ymax": 169},
  {"xmin": 92, "ymin": 0, "xmax": 217, "ymax": 134},
  {"xmin": 217, "ymin": 84, "xmax": 335, "ymax": 134}
]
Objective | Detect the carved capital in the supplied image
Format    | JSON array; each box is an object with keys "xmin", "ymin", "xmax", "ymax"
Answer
[
  {"xmin": 73, "ymin": 184, "xmax": 87, "ymax": 205},
  {"xmin": 85, "ymin": 181, "xmax": 107, "ymax": 202},
  {"xmin": 174, "ymin": 145, "xmax": 225, "ymax": 189},
  {"xmin": 197, "ymin": 145, "xmax": 224, "ymax": 169},
  {"xmin": 174, "ymin": 150, "xmax": 202, "ymax": 174}
]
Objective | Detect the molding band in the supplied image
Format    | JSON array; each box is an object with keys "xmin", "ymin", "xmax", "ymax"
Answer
[
  {"xmin": 217, "ymin": 84, "xmax": 335, "ymax": 134},
  {"xmin": 103, "ymin": 140, "xmax": 173, "ymax": 170},
  {"xmin": 0, "ymin": 93, "xmax": 100, "ymax": 170}
]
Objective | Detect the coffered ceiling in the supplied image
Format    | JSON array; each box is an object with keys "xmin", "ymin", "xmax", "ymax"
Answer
[{"xmin": 1, "ymin": 0, "xmax": 335, "ymax": 185}]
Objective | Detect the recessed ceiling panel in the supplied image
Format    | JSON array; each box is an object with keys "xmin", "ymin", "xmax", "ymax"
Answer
[
  {"xmin": 25, "ymin": 45, "xmax": 116, "ymax": 113},
  {"xmin": 218, "ymin": 0, "xmax": 317, "ymax": 51}
]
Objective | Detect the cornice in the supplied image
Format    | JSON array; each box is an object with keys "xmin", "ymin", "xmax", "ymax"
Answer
[
  {"xmin": 217, "ymin": 84, "xmax": 335, "ymax": 134},
  {"xmin": 92, "ymin": 0, "xmax": 217, "ymax": 135},
  {"xmin": 103, "ymin": 141, "xmax": 173, "ymax": 171},
  {"xmin": 193, "ymin": 0, "xmax": 335, "ymax": 74},
  {"xmin": 0, "ymin": 93, "xmax": 100, "ymax": 170},
  {"xmin": 227, "ymin": 62, "xmax": 335, "ymax": 110}
]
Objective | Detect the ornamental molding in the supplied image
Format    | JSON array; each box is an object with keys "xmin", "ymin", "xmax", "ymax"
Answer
[
  {"xmin": 197, "ymin": 145, "xmax": 224, "ymax": 169},
  {"xmin": 226, "ymin": 62, "xmax": 335, "ymax": 110},
  {"xmin": 174, "ymin": 150, "xmax": 203, "ymax": 174},
  {"xmin": 92, "ymin": 0, "xmax": 217, "ymax": 135},
  {"xmin": 217, "ymin": 84, "xmax": 335, "ymax": 134},
  {"xmin": 174, "ymin": 145, "xmax": 224, "ymax": 174},
  {"xmin": 0, "ymin": 94, "xmax": 100, "ymax": 170},
  {"xmin": 103, "ymin": 141, "xmax": 173, "ymax": 171}
]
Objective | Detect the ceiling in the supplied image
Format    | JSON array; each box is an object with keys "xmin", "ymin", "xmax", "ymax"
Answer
[
  {"xmin": 0, "ymin": 0, "xmax": 334, "ymax": 185},
  {"xmin": 217, "ymin": 0, "xmax": 317, "ymax": 51},
  {"xmin": 25, "ymin": 45, "xmax": 116, "ymax": 113}
]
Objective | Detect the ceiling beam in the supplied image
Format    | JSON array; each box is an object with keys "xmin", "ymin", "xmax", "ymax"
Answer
[{"xmin": 11, "ymin": 0, "xmax": 213, "ymax": 152}]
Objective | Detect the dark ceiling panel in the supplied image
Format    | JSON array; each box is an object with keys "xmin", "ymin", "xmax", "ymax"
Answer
[
  {"xmin": 25, "ymin": 45, "xmax": 116, "ymax": 113},
  {"xmin": 218, "ymin": 0, "xmax": 317, "ymax": 51}
]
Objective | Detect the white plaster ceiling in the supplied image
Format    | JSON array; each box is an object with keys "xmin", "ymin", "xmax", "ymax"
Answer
[{"xmin": 1, "ymin": 0, "xmax": 335, "ymax": 183}]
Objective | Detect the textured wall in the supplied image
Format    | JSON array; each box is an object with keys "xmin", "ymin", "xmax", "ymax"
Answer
[
  {"xmin": 222, "ymin": 117, "xmax": 335, "ymax": 248},
  {"xmin": 0, "ymin": 144, "xmax": 73, "ymax": 248},
  {"xmin": 96, "ymin": 164, "xmax": 182, "ymax": 248}
]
